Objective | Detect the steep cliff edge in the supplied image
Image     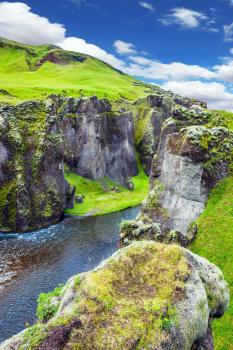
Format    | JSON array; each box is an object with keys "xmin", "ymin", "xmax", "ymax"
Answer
[
  {"xmin": 0, "ymin": 96, "xmax": 137, "ymax": 232},
  {"xmin": 117, "ymin": 89, "xmax": 208, "ymax": 174},
  {"xmin": 120, "ymin": 105, "xmax": 233, "ymax": 246},
  {"xmin": 0, "ymin": 241, "xmax": 229, "ymax": 350}
]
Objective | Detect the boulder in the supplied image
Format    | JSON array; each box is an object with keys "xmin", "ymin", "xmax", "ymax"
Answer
[{"xmin": 0, "ymin": 241, "xmax": 229, "ymax": 350}]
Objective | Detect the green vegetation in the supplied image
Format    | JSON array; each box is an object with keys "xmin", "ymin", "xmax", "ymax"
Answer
[
  {"xmin": 19, "ymin": 242, "xmax": 189, "ymax": 349},
  {"xmin": 209, "ymin": 110, "xmax": 233, "ymax": 131},
  {"xmin": 190, "ymin": 177, "xmax": 233, "ymax": 350},
  {"xmin": 65, "ymin": 163, "xmax": 149, "ymax": 216},
  {"xmin": 0, "ymin": 38, "xmax": 153, "ymax": 104},
  {"xmin": 36, "ymin": 284, "xmax": 64, "ymax": 322}
]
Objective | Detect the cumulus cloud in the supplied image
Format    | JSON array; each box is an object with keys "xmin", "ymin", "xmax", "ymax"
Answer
[
  {"xmin": 60, "ymin": 37, "xmax": 125, "ymax": 70},
  {"xmin": 1, "ymin": 2, "xmax": 232, "ymax": 111},
  {"xmin": 125, "ymin": 56, "xmax": 216, "ymax": 81},
  {"xmin": 139, "ymin": 2, "xmax": 155, "ymax": 11},
  {"xmin": 113, "ymin": 40, "xmax": 137, "ymax": 55},
  {"xmin": 162, "ymin": 80, "xmax": 233, "ymax": 111},
  {"xmin": 0, "ymin": 2, "xmax": 65, "ymax": 45},
  {"xmin": 214, "ymin": 59, "xmax": 233, "ymax": 82},
  {"xmin": 160, "ymin": 7, "xmax": 208, "ymax": 29}
]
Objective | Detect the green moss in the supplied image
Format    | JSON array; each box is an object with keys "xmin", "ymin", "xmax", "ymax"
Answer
[
  {"xmin": 141, "ymin": 181, "xmax": 169, "ymax": 220},
  {"xmin": 0, "ymin": 180, "xmax": 17, "ymax": 230},
  {"xmin": 67, "ymin": 242, "xmax": 189, "ymax": 349},
  {"xmin": 17, "ymin": 242, "xmax": 190, "ymax": 349},
  {"xmin": 19, "ymin": 324, "xmax": 48, "ymax": 350},
  {"xmin": 190, "ymin": 177, "xmax": 233, "ymax": 349},
  {"xmin": 208, "ymin": 110, "xmax": 233, "ymax": 131},
  {"xmin": 36, "ymin": 284, "xmax": 64, "ymax": 322}
]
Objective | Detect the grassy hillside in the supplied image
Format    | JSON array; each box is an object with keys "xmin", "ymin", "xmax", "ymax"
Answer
[
  {"xmin": 0, "ymin": 38, "xmax": 153, "ymax": 103},
  {"xmin": 190, "ymin": 114, "xmax": 233, "ymax": 349},
  {"xmin": 190, "ymin": 177, "xmax": 233, "ymax": 349}
]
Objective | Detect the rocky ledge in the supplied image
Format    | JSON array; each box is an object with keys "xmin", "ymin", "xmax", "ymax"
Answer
[
  {"xmin": 0, "ymin": 241, "xmax": 229, "ymax": 350},
  {"xmin": 120, "ymin": 106, "xmax": 233, "ymax": 246}
]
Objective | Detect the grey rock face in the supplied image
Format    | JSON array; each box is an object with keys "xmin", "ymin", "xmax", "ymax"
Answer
[
  {"xmin": 133, "ymin": 93, "xmax": 210, "ymax": 174},
  {"xmin": 158, "ymin": 149, "xmax": 206, "ymax": 234},
  {"xmin": 0, "ymin": 96, "xmax": 137, "ymax": 232},
  {"xmin": 61, "ymin": 110, "xmax": 137, "ymax": 187},
  {"xmin": 143, "ymin": 124, "xmax": 233, "ymax": 238},
  {"xmin": 120, "ymin": 115, "xmax": 233, "ymax": 246}
]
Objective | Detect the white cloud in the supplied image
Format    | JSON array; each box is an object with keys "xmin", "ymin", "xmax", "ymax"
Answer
[
  {"xmin": 224, "ymin": 23, "xmax": 233, "ymax": 41},
  {"xmin": 213, "ymin": 59, "xmax": 233, "ymax": 82},
  {"xmin": 1, "ymin": 2, "xmax": 232, "ymax": 111},
  {"xmin": 113, "ymin": 40, "xmax": 137, "ymax": 55},
  {"xmin": 59, "ymin": 37, "xmax": 126, "ymax": 70},
  {"xmin": 162, "ymin": 80, "xmax": 233, "ymax": 111},
  {"xmin": 160, "ymin": 7, "xmax": 208, "ymax": 29},
  {"xmin": 125, "ymin": 56, "xmax": 216, "ymax": 81},
  {"xmin": 139, "ymin": 2, "xmax": 155, "ymax": 11},
  {"xmin": 0, "ymin": 2, "xmax": 65, "ymax": 45}
]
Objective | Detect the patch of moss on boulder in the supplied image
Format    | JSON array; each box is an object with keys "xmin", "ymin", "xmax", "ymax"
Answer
[{"xmin": 0, "ymin": 241, "xmax": 229, "ymax": 350}]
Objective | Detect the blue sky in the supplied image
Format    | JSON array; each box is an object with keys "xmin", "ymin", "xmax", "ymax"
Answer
[{"xmin": 1, "ymin": 0, "xmax": 233, "ymax": 110}]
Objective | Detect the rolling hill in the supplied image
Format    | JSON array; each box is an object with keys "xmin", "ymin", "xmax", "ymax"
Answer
[{"xmin": 0, "ymin": 38, "xmax": 154, "ymax": 104}]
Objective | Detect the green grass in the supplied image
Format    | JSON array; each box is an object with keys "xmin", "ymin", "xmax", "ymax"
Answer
[
  {"xmin": 0, "ymin": 38, "xmax": 152, "ymax": 103},
  {"xmin": 190, "ymin": 177, "xmax": 233, "ymax": 350},
  {"xmin": 208, "ymin": 110, "xmax": 233, "ymax": 132},
  {"xmin": 65, "ymin": 165, "xmax": 149, "ymax": 216}
]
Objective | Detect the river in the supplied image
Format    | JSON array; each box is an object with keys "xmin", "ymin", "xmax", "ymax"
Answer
[{"xmin": 0, "ymin": 206, "xmax": 140, "ymax": 343}]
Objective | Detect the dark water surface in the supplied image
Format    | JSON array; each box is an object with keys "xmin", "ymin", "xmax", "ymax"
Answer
[{"xmin": 0, "ymin": 207, "xmax": 140, "ymax": 343}]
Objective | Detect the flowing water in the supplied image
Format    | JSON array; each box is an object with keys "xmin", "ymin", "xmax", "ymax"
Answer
[{"xmin": 0, "ymin": 207, "xmax": 140, "ymax": 343}]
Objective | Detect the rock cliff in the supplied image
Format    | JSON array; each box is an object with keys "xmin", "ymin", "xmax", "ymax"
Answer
[
  {"xmin": 122, "ymin": 88, "xmax": 208, "ymax": 174},
  {"xmin": 120, "ymin": 105, "xmax": 233, "ymax": 245},
  {"xmin": 0, "ymin": 241, "xmax": 229, "ymax": 350},
  {"xmin": 0, "ymin": 96, "xmax": 137, "ymax": 232}
]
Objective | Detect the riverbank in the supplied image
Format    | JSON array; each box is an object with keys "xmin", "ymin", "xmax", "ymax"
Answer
[{"xmin": 0, "ymin": 206, "xmax": 140, "ymax": 342}]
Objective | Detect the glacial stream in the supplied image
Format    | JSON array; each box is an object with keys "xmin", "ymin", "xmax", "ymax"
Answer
[{"xmin": 0, "ymin": 206, "xmax": 140, "ymax": 343}]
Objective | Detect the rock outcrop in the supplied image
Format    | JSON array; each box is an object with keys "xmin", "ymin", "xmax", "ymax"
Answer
[
  {"xmin": 0, "ymin": 96, "xmax": 137, "ymax": 232},
  {"xmin": 120, "ymin": 105, "xmax": 233, "ymax": 246},
  {"xmin": 56, "ymin": 95, "xmax": 137, "ymax": 186},
  {"xmin": 0, "ymin": 241, "xmax": 229, "ymax": 350},
  {"xmin": 0, "ymin": 101, "xmax": 73, "ymax": 232},
  {"xmin": 131, "ymin": 89, "xmax": 208, "ymax": 174}
]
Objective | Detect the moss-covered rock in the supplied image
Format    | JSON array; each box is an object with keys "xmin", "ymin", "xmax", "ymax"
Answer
[
  {"xmin": 0, "ymin": 100, "xmax": 73, "ymax": 232},
  {"xmin": 0, "ymin": 241, "xmax": 229, "ymax": 350},
  {"xmin": 140, "ymin": 122, "xmax": 233, "ymax": 241},
  {"xmin": 0, "ymin": 95, "xmax": 139, "ymax": 232}
]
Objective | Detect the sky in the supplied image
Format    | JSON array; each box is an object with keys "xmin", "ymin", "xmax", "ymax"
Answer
[{"xmin": 1, "ymin": 0, "xmax": 233, "ymax": 110}]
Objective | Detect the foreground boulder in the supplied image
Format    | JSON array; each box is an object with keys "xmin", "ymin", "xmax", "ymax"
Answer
[{"xmin": 1, "ymin": 241, "xmax": 229, "ymax": 350}]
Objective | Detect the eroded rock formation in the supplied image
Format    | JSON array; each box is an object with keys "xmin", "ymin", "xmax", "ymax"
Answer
[
  {"xmin": 0, "ymin": 241, "xmax": 229, "ymax": 350},
  {"xmin": 120, "ymin": 105, "xmax": 233, "ymax": 246},
  {"xmin": 0, "ymin": 96, "xmax": 137, "ymax": 232}
]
